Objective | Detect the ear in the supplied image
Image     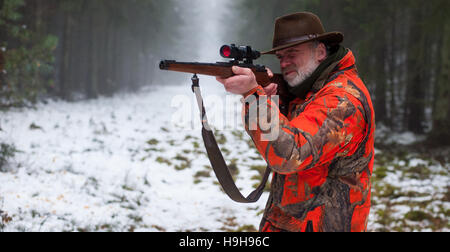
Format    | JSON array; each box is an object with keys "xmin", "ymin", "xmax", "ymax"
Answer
[{"xmin": 316, "ymin": 43, "xmax": 327, "ymax": 62}]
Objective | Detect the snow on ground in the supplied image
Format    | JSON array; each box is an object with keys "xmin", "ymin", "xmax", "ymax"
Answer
[
  {"xmin": 0, "ymin": 79, "xmax": 268, "ymax": 232},
  {"xmin": 0, "ymin": 79, "xmax": 448, "ymax": 232}
]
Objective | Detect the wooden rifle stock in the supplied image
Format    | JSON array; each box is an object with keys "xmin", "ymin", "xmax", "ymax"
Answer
[{"xmin": 159, "ymin": 60, "xmax": 285, "ymax": 88}]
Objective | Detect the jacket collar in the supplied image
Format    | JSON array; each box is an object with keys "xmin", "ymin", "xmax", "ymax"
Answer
[
  {"xmin": 287, "ymin": 45, "xmax": 350, "ymax": 99},
  {"xmin": 310, "ymin": 48, "xmax": 356, "ymax": 93}
]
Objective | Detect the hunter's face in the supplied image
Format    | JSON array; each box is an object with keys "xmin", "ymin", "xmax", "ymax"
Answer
[{"xmin": 276, "ymin": 42, "xmax": 322, "ymax": 87}]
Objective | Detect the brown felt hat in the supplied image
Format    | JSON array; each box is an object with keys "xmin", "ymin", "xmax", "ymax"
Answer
[{"xmin": 262, "ymin": 12, "xmax": 344, "ymax": 55}]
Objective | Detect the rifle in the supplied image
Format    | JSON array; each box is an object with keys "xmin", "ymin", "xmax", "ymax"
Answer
[
  {"xmin": 159, "ymin": 44, "xmax": 286, "ymax": 88},
  {"xmin": 160, "ymin": 44, "xmax": 289, "ymax": 203}
]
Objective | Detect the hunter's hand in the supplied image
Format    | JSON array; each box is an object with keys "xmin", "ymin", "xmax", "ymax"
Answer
[
  {"xmin": 264, "ymin": 67, "xmax": 278, "ymax": 96},
  {"xmin": 216, "ymin": 66, "xmax": 258, "ymax": 95}
]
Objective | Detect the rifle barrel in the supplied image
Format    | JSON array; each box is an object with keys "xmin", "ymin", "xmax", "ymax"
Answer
[
  {"xmin": 160, "ymin": 60, "xmax": 234, "ymax": 78},
  {"xmin": 160, "ymin": 60, "xmax": 279, "ymax": 87}
]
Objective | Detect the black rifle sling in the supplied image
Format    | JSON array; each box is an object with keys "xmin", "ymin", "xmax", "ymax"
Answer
[{"xmin": 191, "ymin": 74, "xmax": 271, "ymax": 203}]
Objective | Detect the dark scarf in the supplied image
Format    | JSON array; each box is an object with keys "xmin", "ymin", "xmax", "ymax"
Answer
[{"xmin": 287, "ymin": 45, "xmax": 347, "ymax": 99}]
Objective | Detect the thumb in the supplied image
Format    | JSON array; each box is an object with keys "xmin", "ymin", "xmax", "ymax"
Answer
[{"xmin": 232, "ymin": 66, "xmax": 252, "ymax": 76}]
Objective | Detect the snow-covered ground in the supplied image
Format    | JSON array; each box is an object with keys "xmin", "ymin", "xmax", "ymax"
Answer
[
  {"xmin": 1, "ymin": 80, "xmax": 449, "ymax": 232},
  {"xmin": 0, "ymin": 80, "xmax": 269, "ymax": 232}
]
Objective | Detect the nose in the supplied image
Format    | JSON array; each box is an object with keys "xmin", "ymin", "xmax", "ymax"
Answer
[{"xmin": 279, "ymin": 58, "xmax": 291, "ymax": 70}]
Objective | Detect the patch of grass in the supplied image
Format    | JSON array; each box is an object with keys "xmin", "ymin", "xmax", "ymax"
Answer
[
  {"xmin": 174, "ymin": 154, "xmax": 189, "ymax": 163},
  {"xmin": 0, "ymin": 143, "xmax": 17, "ymax": 173},
  {"xmin": 184, "ymin": 135, "xmax": 196, "ymax": 141},
  {"xmin": 252, "ymin": 181, "xmax": 271, "ymax": 192},
  {"xmin": 128, "ymin": 214, "xmax": 143, "ymax": 223},
  {"xmin": 174, "ymin": 154, "xmax": 191, "ymax": 171},
  {"xmin": 227, "ymin": 158, "xmax": 239, "ymax": 178},
  {"xmin": 373, "ymin": 165, "xmax": 388, "ymax": 180},
  {"xmin": 220, "ymin": 147, "xmax": 230, "ymax": 156},
  {"xmin": 151, "ymin": 224, "xmax": 166, "ymax": 232},
  {"xmin": 192, "ymin": 141, "xmax": 200, "ymax": 149},
  {"xmin": 215, "ymin": 131, "xmax": 227, "ymax": 145},
  {"xmin": 144, "ymin": 147, "xmax": 164, "ymax": 153},
  {"xmin": 219, "ymin": 216, "xmax": 238, "ymax": 231},
  {"xmin": 146, "ymin": 138, "xmax": 159, "ymax": 145},
  {"xmin": 155, "ymin": 156, "xmax": 172, "ymax": 166},
  {"xmin": 250, "ymin": 165, "xmax": 266, "ymax": 177},
  {"xmin": 234, "ymin": 224, "xmax": 257, "ymax": 232},
  {"xmin": 374, "ymin": 206, "xmax": 395, "ymax": 230},
  {"xmin": 370, "ymin": 141, "xmax": 450, "ymax": 231},
  {"xmin": 249, "ymin": 165, "xmax": 270, "ymax": 191},
  {"xmin": 406, "ymin": 164, "xmax": 432, "ymax": 180},
  {"xmin": 404, "ymin": 210, "xmax": 434, "ymax": 222},
  {"xmin": 0, "ymin": 209, "xmax": 13, "ymax": 231},
  {"xmin": 175, "ymin": 163, "xmax": 190, "ymax": 171},
  {"xmin": 29, "ymin": 122, "xmax": 43, "ymax": 131},
  {"xmin": 193, "ymin": 169, "xmax": 211, "ymax": 184},
  {"xmin": 122, "ymin": 185, "xmax": 135, "ymax": 192},
  {"xmin": 231, "ymin": 130, "xmax": 244, "ymax": 141},
  {"xmin": 160, "ymin": 127, "xmax": 170, "ymax": 133},
  {"xmin": 194, "ymin": 170, "xmax": 210, "ymax": 178},
  {"xmin": 373, "ymin": 183, "xmax": 401, "ymax": 199}
]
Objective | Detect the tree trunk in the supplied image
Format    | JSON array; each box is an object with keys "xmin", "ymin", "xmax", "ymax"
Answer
[
  {"xmin": 59, "ymin": 12, "xmax": 72, "ymax": 100},
  {"xmin": 86, "ymin": 5, "xmax": 98, "ymax": 99},
  {"xmin": 405, "ymin": 7, "xmax": 426, "ymax": 134},
  {"xmin": 429, "ymin": 20, "xmax": 450, "ymax": 145}
]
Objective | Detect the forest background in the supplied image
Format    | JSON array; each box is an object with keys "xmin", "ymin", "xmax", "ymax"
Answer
[
  {"xmin": 0, "ymin": 0, "xmax": 449, "ymax": 232},
  {"xmin": 1, "ymin": 0, "xmax": 449, "ymax": 143}
]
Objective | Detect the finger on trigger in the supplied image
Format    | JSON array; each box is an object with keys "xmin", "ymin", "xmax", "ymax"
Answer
[{"xmin": 265, "ymin": 67, "xmax": 274, "ymax": 78}]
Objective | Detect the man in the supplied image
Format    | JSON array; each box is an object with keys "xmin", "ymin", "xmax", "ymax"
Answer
[{"xmin": 216, "ymin": 12, "xmax": 375, "ymax": 232}]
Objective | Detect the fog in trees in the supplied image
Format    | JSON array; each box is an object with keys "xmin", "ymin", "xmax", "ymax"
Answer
[{"xmin": 0, "ymin": 0, "xmax": 449, "ymax": 145}]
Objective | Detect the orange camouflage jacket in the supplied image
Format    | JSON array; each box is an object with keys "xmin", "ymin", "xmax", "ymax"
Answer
[{"xmin": 243, "ymin": 49, "xmax": 375, "ymax": 232}]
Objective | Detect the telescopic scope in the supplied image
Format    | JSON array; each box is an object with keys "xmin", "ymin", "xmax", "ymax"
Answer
[{"xmin": 220, "ymin": 44, "xmax": 261, "ymax": 63}]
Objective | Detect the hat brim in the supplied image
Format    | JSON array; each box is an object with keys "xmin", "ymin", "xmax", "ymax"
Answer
[{"xmin": 262, "ymin": 32, "xmax": 344, "ymax": 55}]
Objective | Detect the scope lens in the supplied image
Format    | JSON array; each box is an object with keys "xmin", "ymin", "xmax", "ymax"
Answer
[{"xmin": 221, "ymin": 46, "xmax": 231, "ymax": 57}]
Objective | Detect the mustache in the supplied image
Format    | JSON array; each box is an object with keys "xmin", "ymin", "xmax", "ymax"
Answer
[{"xmin": 282, "ymin": 67, "xmax": 298, "ymax": 75}]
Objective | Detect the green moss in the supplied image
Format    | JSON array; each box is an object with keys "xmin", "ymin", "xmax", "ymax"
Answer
[
  {"xmin": 146, "ymin": 138, "xmax": 159, "ymax": 145},
  {"xmin": 250, "ymin": 165, "xmax": 266, "ymax": 176},
  {"xmin": 160, "ymin": 127, "xmax": 170, "ymax": 133},
  {"xmin": 234, "ymin": 224, "xmax": 257, "ymax": 232},
  {"xmin": 175, "ymin": 163, "xmax": 189, "ymax": 170},
  {"xmin": 227, "ymin": 158, "xmax": 239, "ymax": 178},
  {"xmin": 174, "ymin": 154, "xmax": 191, "ymax": 170},
  {"xmin": 375, "ymin": 184, "xmax": 401, "ymax": 199},
  {"xmin": 155, "ymin": 156, "xmax": 172, "ymax": 166},
  {"xmin": 194, "ymin": 170, "xmax": 210, "ymax": 178},
  {"xmin": 231, "ymin": 130, "xmax": 244, "ymax": 140},
  {"xmin": 217, "ymin": 133, "xmax": 227, "ymax": 145},
  {"xmin": 374, "ymin": 165, "xmax": 388, "ymax": 180},
  {"xmin": 220, "ymin": 147, "xmax": 230, "ymax": 156},
  {"xmin": 192, "ymin": 141, "xmax": 200, "ymax": 149},
  {"xmin": 406, "ymin": 164, "xmax": 431, "ymax": 180},
  {"xmin": 405, "ymin": 210, "xmax": 433, "ymax": 222}
]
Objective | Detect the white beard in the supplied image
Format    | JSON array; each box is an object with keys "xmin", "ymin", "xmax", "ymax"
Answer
[{"xmin": 285, "ymin": 57, "xmax": 320, "ymax": 88}]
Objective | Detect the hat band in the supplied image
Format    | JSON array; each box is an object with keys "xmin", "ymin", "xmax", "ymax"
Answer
[{"xmin": 276, "ymin": 34, "xmax": 319, "ymax": 47}]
